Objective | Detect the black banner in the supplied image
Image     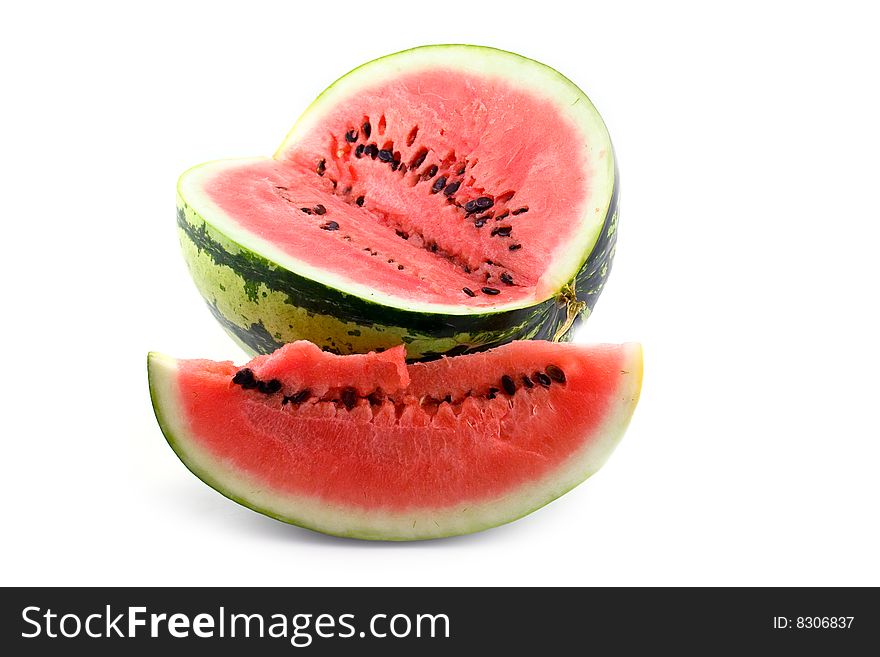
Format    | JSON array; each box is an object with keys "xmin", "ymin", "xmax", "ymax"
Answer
[{"xmin": 1, "ymin": 587, "xmax": 876, "ymax": 654}]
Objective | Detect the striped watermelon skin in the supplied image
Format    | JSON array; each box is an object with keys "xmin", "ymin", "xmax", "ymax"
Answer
[{"xmin": 175, "ymin": 170, "xmax": 618, "ymax": 360}]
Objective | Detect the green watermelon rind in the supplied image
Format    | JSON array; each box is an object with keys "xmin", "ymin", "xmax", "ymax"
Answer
[
  {"xmin": 177, "ymin": 44, "xmax": 619, "ymax": 359},
  {"xmin": 147, "ymin": 345, "xmax": 643, "ymax": 541}
]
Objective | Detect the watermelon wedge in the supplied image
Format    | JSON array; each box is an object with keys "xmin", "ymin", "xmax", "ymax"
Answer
[
  {"xmin": 177, "ymin": 45, "xmax": 618, "ymax": 359},
  {"xmin": 148, "ymin": 340, "xmax": 642, "ymax": 540}
]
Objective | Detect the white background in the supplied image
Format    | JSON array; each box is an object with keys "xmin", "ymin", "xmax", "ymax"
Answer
[{"xmin": 2, "ymin": 0, "xmax": 878, "ymax": 586}]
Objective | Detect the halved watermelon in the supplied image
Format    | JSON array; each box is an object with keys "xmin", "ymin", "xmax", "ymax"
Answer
[
  {"xmin": 148, "ymin": 340, "xmax": 642, "ymax": 540},
  {"xmin": 178, "ymin": 45, "xmax": 618, "ymax": 359}
]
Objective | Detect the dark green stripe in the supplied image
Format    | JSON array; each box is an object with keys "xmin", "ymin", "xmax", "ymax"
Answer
[{"xmin": 206, "ymin": 302, "xmax": 284, "ymax": 354}]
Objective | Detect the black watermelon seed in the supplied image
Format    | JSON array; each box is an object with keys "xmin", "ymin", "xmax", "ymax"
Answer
[
  {"xmin": 366, "ymin": 144, "xmax": 378, "ymax": 159},
  {"xmin": 501, "ymin": 375, "xmax": 516, "ymax": 396},
  {"xmin": 495, "ymin": 210, "xmax": 509, "ymax": 221},
  {"xmin": 300, "ymin": 207, "xmax": 313, "ymax": 214},
  {"xmin": 431, "ymin": 176, "xmax": 447, "ymax": 193},
  {"xmin": 425, "ymin": 164, "xmax": 438, "ymax": 178},
  {"xmin": 534, "ymin": 372, "xmax": 552, "ymax": 387},
  {"xmin": 482, "ymin": 286, "xmax": 500, "ymax": 295},
  {"xmin": 458, "ymin": 165, "xmax": 466, "ymax": 175},
  {"xmin": 491, "ymin": 226, "xmax": 512, "ymax": 237},
  {"xmin": 444, "ymin": 180, "xmax": 461, "ymax": 196},
  {"xmin": 487, "ymin": 387, "xmax": 499, "ymax": 400},
  {"xmin": 313, "ymin": 204, "xmax": 326, "ymax": 215},
  {"xmin": 390, "ymin": 161, "xmax": 399, "ymax": 171},
  {"xmin": 430, "ymin": 243, "xmax": 438, "ymax": 252},
  {"xmin": 397, "ymin": 264, "xmax": 404, "ymax": 270},
  {"xmin": 500, "ymin": 272, "xmax": 514, "ymax": 285},
  {"xmin": 463, "ymin": 199, "xmax": 479, "ymax": 213},
  {"xmin": 474, "ymin": 218, "xmax": 486, "ymax": 228},
  {"xmin": 284, "ymin": 389, "xmax": 311, "ymax": 405},
  {"xmin": 264, "ymin": 379, "xmax": 282, "ymax": 394},
  {"xmin": 378, "ymin": 149, "xmax": 394, "ymax": 162},
  {"xmin": 462, "ymin": 287, "xmax": 476, "ymax": 297},
  {"xmin": 512, "ymin": 207, "xmax": 529, "ymax": 215},
  {"xmin": 320, "ymin": 221, "xmax": 339, "ymax": 231},
  {"xmin": 232, "ymin": 368, "xmax": 255, "ymax": 386},
  {"xmin": 367, "ymin": 391, "xmax": 384, "ymax": 405},
  {"xmin": 316, "ymin": 159, "xmax": 326, "ymax": 176},
  {"xmin": 356, "ymin": 195, "xmax": 365, "ymax": 207},
  {"xmin": 355, "ymin": 144, "xmax": 365, "ymax": 158},
  {"xmin": 396, "ymin": 230, "xmax": 409, "ymax": 240},
  {"xmin": 340, "ymin": 387, "xmax": 358, "ymax": 409},
  {"xmin": 362, "ymin": 121, "xmax": 371, "ymax": 139},
  {"xmin": 443, "ymin": 394, "xmax": 453, "ymax": 404},
  {"xmin": 546, "ymin": 365, "xmax": 566, "ymax": 383},
  {"xmin": 475, "ymin": 196, "xmax": 494, "ymax": 210},
  {"xmin": 509, "ymin": 243, "xmax": 522, "ymax": 251},
  {"xmin": 521, "ymin": 375, "xmax": 534, "ymax": 388},
  {"xmin": 256, "ymin": 380, "xmax": 273, "ymax": 394},
  {"xmin": 412, "ymin": 151, "xmax": 428, "ymax": 169},
  {"xmin": 345, "ymin": 130, "xmax": 358, "ymax": 143}
]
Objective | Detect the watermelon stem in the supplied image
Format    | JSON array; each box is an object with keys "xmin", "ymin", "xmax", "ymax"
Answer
[{"xmin": 553, "ymin": 285, "xmax": 587, "ymax": 342}]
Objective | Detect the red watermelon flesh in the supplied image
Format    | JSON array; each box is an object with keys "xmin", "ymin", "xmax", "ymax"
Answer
[
  {"xmin": 148, "ymin": 340, "xmax": 642, "ymax": 540},
  {"xmin": 181, "ymin": 58, "xmax": 614, "ymax": 308}
]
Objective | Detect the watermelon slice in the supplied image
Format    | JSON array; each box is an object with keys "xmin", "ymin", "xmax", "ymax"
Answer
[
  {"xmin": 177, "ymin": 45, "xmax": 618, "ymax": 359},
  {"xmin": 148, "ymin": 340, "xmax": 642, "ymax": 540}
]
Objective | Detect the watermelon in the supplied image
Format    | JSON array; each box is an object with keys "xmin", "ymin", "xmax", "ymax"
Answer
[
  {"xmin": 148, "ymin": 340, "xmax": 642, "ymax": 540},
  {"xmin": 177, "ymin": 45, "xmax": 619, "ymax": 359}
]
